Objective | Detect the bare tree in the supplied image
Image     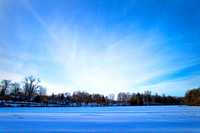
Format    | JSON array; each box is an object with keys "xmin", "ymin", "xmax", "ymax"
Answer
[
  {"xmin": 64, "ymin": 92, "xmax": 71, "ymax": 106},
  {"xmin": 117, "ymin": 92, "xmax": 127, "ymax": 104},
  {"xmin": 65, "ymin": 92, "xmax": 71, "ymax": 100},
  {"xmin": 11, "ymin": 82, "xmax": 21, "ymax": 99},
  {"xmin": 23, "ymin": 76, "xmax": 40, "ymax": 106},
  {"xmin": 144, "ymin": 90, "xmax": 152, "ymax": 105},
  {"xmin": 72, "ymin": 91, "xmax": 82, "ymax": 106},
  {"xmin": 82, "ymin": 91, "xmax": 90, "ymax": 106},
  {"xmin": 117, "ymin": 92, "xmax": 123, "ymax": 102},
  {"xmin": 1, "ymin": 80, "xmax": 11, "ymax": 96},
  {"xmin": 108, "ymin": 94, "xmax": 115, "ymax": 106},
  {"xmin": 117, "ymin": 92, "xmax": 131, "ymax": 105},
  {"xmin": 1, "ymin": 80, "xmax": 11, "ymax": 104},
  {"xmin": 92, "ymin": 94, "xmax": 101, "ymax": 106},
  {"xmin": 37, "ymin": 86, "xmax": 48, "ymax": 106},
  {"xmin": 65, "ymin": 92, "xmax": 71, "ymax": 99},
  {"xmin": 125, "ymin": 92, "xmax": 132, "ymax": 104},
  {"xmin": 38, "ymin": 86, "xmax": 47, "ymax": 96},
  {"xmin": 121, "ymin": 93, "xmax": 127, "ymax": 104},
  {"xmin": 109, "ymin": 94, "xmax": 115, "ymax": 100}
]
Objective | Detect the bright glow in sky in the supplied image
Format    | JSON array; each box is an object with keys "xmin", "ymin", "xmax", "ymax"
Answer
[{"xmin": 0, "ymin": 0, "xmax": 200, "ymax": 96}]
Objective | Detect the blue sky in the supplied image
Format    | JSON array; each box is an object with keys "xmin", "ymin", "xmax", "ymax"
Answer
[{"xmin": 0, "ymin": 0, "xmax": 200, "ymax": 96}]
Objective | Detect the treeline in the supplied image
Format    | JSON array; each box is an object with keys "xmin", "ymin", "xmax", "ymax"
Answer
[
  {"xmin": 0, "ymin": 76, "xmax": 199, "ymax": 107},
  {"xmin": 185, "ymin": 88, "xmax": 200, "ymax": 106}
]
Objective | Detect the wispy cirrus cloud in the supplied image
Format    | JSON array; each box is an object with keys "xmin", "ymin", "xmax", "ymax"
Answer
[{"xmin": 0, "ymin": 0, "xmax": 200, "ymax": 96}]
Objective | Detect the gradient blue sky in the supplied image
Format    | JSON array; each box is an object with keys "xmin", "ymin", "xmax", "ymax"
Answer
[{"xmin": 0, "ymin": 0, "xmax": 200, "ymax": 96}]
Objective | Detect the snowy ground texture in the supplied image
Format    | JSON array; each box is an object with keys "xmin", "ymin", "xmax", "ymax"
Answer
[{"xmin": 0, "ymin": 106, "xmax": 200, "ymax": 133}]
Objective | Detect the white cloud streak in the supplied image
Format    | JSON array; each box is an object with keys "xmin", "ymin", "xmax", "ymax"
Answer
[{"xmin": 0, "ymin": 1, "xmax": 199, "ymax": 96}]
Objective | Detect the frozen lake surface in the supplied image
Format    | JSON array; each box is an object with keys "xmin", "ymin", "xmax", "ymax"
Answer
[{"xmin": 0, "ymin": 106, "xmax": 200, "ymax": 132}]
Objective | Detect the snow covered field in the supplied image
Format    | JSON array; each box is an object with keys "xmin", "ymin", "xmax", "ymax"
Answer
[{"xmin": 0, "ymin": 106, "xmax": 200, "ymax": 132}]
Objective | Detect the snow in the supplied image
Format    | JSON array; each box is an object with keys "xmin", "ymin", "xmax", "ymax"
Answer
[{"xmin": 0, "ymin": 106, "xmax": 200, "ymax": 132}]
